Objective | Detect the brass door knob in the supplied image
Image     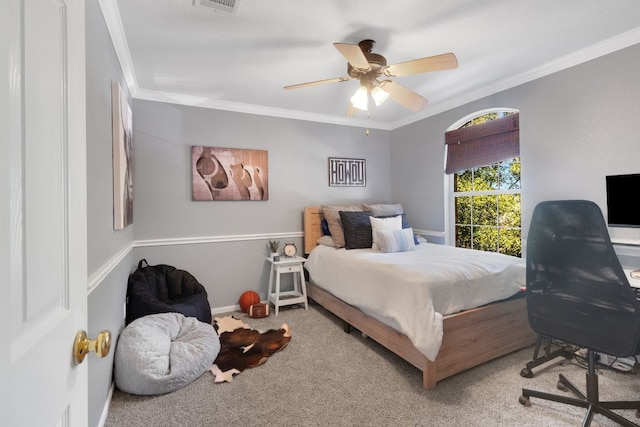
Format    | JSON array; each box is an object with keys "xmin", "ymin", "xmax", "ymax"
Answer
[{"xmin": 73, "ymin": 330, "xmax": 111, "ymax": 364}]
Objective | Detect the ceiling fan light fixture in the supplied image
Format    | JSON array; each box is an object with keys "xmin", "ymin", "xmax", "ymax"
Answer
[
  {"xmin": 284, "ymin": 39, "xmax": 456, "ymax": 116},
  {"xmin": 371, "ymin": 86, "xmax": 390, "ymax": 106},
  {"xmin": 350, "ymin": 86, "xmax": 369, "ymax": 111}
]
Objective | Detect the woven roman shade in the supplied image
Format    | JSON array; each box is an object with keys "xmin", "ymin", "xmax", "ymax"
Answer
[{"xmin": 445, "ymin": 113, "xmax": 519, "ymax": 174}]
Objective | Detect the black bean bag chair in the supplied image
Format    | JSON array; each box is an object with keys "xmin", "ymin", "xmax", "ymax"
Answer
[{"xmin": 125, "ymin": 259, "xmax": 212, "ymax": 325}]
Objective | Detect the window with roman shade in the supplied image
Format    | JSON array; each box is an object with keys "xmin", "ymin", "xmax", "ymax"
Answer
[
  {"xmin": 445, "ymin": 112, "xmax": 519, "ymax": 175},
  {"xmin": 445, "ymin": 110, "xmax": 521, "ymax": 257}
]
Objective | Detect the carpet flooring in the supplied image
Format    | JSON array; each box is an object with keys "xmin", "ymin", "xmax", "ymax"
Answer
[{"xmin": 105, "ymin": 303, "xmax": 640, "ymax": 426}]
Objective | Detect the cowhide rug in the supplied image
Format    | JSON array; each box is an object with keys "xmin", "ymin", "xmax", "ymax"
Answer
[{"xmin": 210, "ymin": 316, "xmax": 291, "ymax": 383}]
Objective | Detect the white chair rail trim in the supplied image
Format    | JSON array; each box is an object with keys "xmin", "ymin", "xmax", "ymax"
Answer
[{"xmin": 133, "ymin": 232, "xmax": 303, "ymax": 248}]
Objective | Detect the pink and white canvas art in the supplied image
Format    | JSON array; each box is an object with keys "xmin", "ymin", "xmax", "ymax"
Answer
[{"xmin": 192, "ymin": 146, "xmax": 268, "ymax": 201}]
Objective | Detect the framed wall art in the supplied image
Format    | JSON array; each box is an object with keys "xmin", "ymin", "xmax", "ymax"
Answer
[
  {"xmin": 328, "ymin": 157, "xmax": 366, "ymax": 187},
  {"xmin": 192, "ymin": 146, "xmax": 268, "ymax": 201},
  {"xmin": 112, "ymin": 81, "xmax": 133, "ymax": 230}
]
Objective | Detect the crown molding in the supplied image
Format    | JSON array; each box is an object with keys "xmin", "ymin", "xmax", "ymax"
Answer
[
  {"xmin": 133, "ymin": 88, "xmax": 392, "ymax": 130},
  {"xmin": 391, "ymin": 27, "xmax": 640, "ymax": 129},
  {"xmin": 98, "ymin": 0, "xmax": 138, "ymax": 93},
  {"xmin": 100, "ymin": 3, "xmax": 640, "ymax": 130}
]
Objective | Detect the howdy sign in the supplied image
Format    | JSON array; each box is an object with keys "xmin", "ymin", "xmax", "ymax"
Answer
[{"xmin": 328, "ymin": 157, "xmax": 366, "ymax": 187}]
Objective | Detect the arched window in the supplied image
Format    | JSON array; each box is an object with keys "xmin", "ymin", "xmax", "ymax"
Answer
[{"xmin": 444, "ymin": 109, "xmax": 521, "ymax": 257}]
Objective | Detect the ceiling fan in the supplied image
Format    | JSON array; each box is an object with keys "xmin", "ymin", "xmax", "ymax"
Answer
[{"xmin": 284, "ymin": 39, "xmax": 458, "ymax": 116}]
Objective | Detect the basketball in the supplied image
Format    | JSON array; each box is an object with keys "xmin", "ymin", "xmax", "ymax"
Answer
[{"xmin": 239, "ymin": 290, "xmax": 260, "ymax": 313}]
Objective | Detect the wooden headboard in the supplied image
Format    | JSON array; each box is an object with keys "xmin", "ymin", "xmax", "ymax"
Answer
[{"xmin": 304, "ymin": 206, "xmax": 324, "ymax": 254}]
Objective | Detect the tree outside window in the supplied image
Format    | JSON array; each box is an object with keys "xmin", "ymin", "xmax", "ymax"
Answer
[{"xmin": 448, "ymin": 111, "xmax": 521, "ymax": 257}]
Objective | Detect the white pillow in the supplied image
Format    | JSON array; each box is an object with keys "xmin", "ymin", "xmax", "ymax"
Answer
[
  {"xmin": 376, "ymin": 228, "xmax": 417, "ymax": 253},
  {"xmin": 370, "ymin": 215, "xmax": 402, "ymax": 251}
]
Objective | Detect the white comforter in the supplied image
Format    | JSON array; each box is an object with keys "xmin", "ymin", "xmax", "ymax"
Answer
[{"xmin": 305, "ymin": 243, "xmax": 525, "ymax": 361}]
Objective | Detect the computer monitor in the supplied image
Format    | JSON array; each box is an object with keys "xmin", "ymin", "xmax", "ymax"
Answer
[{"xmin": 606, "ymin": 173, "xmax": 640, "ymax": 227}]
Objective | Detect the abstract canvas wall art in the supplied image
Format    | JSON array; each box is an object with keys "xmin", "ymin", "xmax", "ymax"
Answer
[
  {"xmin": 192, "ymin": 146, "xmax": 268, "ymax": 201},
  {"xmin": 112, "ymin": 81, "xmax": 133, "ymax": 230}
]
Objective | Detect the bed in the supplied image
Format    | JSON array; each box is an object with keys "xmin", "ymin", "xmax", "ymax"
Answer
[{"xmin": 303, "ymin": 206, "xmax": 537, "ymax": 390}]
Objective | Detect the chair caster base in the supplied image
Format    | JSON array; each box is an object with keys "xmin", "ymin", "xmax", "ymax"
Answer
[
  {"xmin": 557, "ymin": 380, "xmax": 568, "ymax": 392},
  {"xmin": 519, "ymin": 395, "xmax": 531, "ymax": 407},
  {"xmin": 520, "ymin": 367, "xmax": 534, "ymax": 378}
]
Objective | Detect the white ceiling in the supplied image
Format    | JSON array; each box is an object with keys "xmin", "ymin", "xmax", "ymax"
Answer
[{"xmin": 104, "ymin": 0, "xmax": 640, "ymax": 129}]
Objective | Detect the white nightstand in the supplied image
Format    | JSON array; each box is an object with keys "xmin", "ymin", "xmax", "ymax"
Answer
[{"xmin": 267, "ymin": 256, "xmax": 308, "ymax": 315}]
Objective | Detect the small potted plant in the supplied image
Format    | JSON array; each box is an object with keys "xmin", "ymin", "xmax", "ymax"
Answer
[{"xmin": 268, "ymin": 240, "xmax": 280, "ymax": 261}]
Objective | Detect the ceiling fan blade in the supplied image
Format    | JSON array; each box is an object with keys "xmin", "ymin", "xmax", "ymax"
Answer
[
  {"xmin": 384, "ymin": 53, "xmax": 458, "ymax": 77},
  {"xmin": 380, "ymin": 80, "xmax": 427, "ymax": 112},
  {"xmin": 284, "ymin": 76, "xmax": 352, "ymax": 90},
  {"xmin": 333, "ymin": 43, "xmax": 371, "ymax": 72}
]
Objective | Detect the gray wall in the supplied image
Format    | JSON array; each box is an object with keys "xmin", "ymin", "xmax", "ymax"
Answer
[
  {"xmin": 131, "ymin": 100, "xmax": 392, "ymax": 307},
  {"xmin": 86, "ymin": 1, "xmax": 135, "ymax": 426},
  {"xmin": 391, "ymin": 43, "xmax": 640, "ymax": 257}
]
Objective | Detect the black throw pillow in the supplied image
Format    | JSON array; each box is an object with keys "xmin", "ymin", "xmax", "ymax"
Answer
[{"xmin": 339, "ymin": 210, "xmax": 374, "ymax": 249}]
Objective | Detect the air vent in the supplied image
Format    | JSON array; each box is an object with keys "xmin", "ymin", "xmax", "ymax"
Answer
[{"xmin": 198, "ymin": 0, "xmax": 242, "ymax": 15}]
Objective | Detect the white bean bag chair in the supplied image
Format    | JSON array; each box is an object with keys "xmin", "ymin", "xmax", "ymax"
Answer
[{"xmin": 114, "ymin": 312, "xmax": 220, "ymax": 395}]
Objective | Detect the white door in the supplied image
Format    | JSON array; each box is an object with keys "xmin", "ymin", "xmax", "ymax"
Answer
[{"xmin": 1, "ymin": 0, "xmax": 89, "ymax": 425}]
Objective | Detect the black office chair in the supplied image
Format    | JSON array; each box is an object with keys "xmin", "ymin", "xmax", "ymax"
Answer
[{"xmin": 519, "ymin": 200, "xmax": 640, "ymax": 427}]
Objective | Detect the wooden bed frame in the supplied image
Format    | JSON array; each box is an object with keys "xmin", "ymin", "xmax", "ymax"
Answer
[{"xmin": 303, "ymin": 206, "xmax": 537, "ymax": 390}]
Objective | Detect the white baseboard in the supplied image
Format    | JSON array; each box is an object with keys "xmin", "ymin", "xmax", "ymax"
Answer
[
  {"xmin": 97, "ymin": 383, "xmax": 115, "ymax": 427},
  {"xmin": 211, "ymin": 304, "xmax": 240, "ymax": 315}
]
